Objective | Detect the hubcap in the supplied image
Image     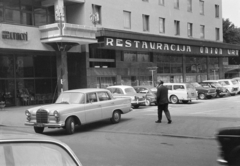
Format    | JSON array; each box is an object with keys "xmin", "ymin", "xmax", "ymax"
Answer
[
  {"xmin": 71, "ymin": 122, "xmax": 75, "ymax": 132},
  {"xmin": 114, "ymin": 113, "xmax": 119, "ymax": 121},
  {"xmin": 171, "ymin": 96, "xmax": 177, "ymax": 103}
]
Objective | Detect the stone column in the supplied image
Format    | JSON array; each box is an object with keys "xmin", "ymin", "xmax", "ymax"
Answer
[{"xmin": 56, "ymin": 51, "xmax": 68, "ymax": 95}]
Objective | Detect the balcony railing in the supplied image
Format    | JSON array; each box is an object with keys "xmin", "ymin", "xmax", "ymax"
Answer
[{"xmin": 39, "ymin": 23, "xmax": 97, "ymax": 44}]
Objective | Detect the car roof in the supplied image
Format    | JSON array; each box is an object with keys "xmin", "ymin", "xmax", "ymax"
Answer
[
  {"xmin": 107, "ymin": 85, "xmax": 133, "ymax": 88},
  {"xmin": 0, "ymin": 129, "xmax": 62, "ymax": 143},
  {"xmin": 164, "ymin": 83, "xmax": 188, "ymax": 85},
  {"xmin": 133, "ymin": 85, "xmax": 155, "ymax": 88},
  {"xmin": 64, "ymin": 88, "xmax": 109, "ymax": 93}
]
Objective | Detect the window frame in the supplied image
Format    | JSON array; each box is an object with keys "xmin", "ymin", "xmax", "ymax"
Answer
[
  {"xmin": 123, "ymin": 10, "xmax": 131, "ymax": 29},
  {"xmin": 159, "ymin": 17, "xmax": 165, "ymax": 33},
  {"xmin": 200, "ymin": 25, "xmax": 205, "ymax": 39},
  {"xmin": 215, "ymin": 28, "xmax": 220, "ymax": 41},
  {"xmin": 199, "ymin": 0, "xmax": 204, "ymax": 15},
  {"xmin": 174, "ymin": 20, "xmax": 180, "ymax": 36},
  {"xmin": 142, "ymin": 14, "xmax": 149, "ymax": 32},
  {"xmin": 187, "ymin": 22, "xmax": 193, "ymax": 37},
  {"xmin": 215, "ymin": 4, "xmax": 219, "ymax": 18}
]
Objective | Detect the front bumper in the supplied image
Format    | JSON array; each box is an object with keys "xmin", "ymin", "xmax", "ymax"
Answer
[
  {"xmin": 131, "ymin": 99, "xmax": 146, "ymax": 106},
  {"xmin": 206, "ymin": 92, "xmax": 217, "ymax": 97},
  {"xmin": 25, "ymin": 122, "xmax": 64, "ymax": 128},
  {"xmin": 217, "ymin": 157, "xmax": 228, "ymax": 165}
]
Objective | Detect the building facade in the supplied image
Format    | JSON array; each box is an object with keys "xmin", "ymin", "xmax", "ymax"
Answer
[{"xmin": 0, "ymin": 0, "xmax": 239, "ymax": 106}]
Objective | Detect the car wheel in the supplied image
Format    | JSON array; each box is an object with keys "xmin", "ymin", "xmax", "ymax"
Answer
[
  {"xmin": 198, "ymin": 93, "xmax": 206, "ymax": 100},
  {"xmin": 66, "ymin": 117, "xmax": 75, "ymax": 134},
  {"xmin": 145, "ymin": 99, "xmax": 151, "ymax": 106},
  {"xmin": 133, "ymin": 105, "xmax": 140, "ymax": 109},
  {"xmin": 170, "ymin": 95, "xmax": 179, "ymax": 104},
  {"xmin": 111, "ymin": 110, "xmax": 121, "ymax": 124},
  {"xmin": 34, "ymin": 127, "xmax": 44, "ymax": 134},
  {"xmin": 182, "ymin": 100, "xmax": 189, "ymax": 104}
]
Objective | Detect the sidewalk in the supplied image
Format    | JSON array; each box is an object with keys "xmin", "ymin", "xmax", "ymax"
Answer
[{"xmin": 0, "ymin": 105, "xmax": 35, "ymax": 127}]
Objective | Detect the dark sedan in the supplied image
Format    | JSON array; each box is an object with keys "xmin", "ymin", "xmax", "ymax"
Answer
[
  {"xmin": 216, "ymin": 127, "xmax": 240, "ymax": 166},
  {"xmin": 133, "ymin": 85, "xmax": 157, "ymax": 106},
  {"xmin": 199, "ymin": 82, "xmax": 228, "ymax": 98},
  {"xmin": 190, "ymin": 82, "xmax": 216, "ymax": 99}
]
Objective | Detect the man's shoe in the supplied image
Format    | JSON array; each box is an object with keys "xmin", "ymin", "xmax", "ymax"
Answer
[
  {"xmin": 168, "ymin": 120, "xmax": 172, "ymax": 124},
  {"xmin": 155, "ymin": 120, "xmax": 161, "ymax": 123}
]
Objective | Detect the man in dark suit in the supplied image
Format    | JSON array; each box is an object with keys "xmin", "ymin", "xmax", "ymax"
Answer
[{"xmin": 156, "ymin": 80, "xmax": 172, "ymax": 124}]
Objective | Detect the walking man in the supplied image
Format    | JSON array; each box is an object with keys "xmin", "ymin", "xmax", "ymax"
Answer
[{"xmin": 155, "ymin": 80, "xmax": 172, "ymax": 124}]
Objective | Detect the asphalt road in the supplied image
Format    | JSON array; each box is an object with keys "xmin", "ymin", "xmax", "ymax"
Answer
[{"xmin": 1, "ymin": 95, "xmax": 240, "ymax": 166}]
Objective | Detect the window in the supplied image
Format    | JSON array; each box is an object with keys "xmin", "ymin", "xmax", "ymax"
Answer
[
  {"xmin": 174, "ymin": 0, "xmax": 179, "ymax": 9},
  {"xmin": 0, "ymin": 0, "xmax": 54, "ymax": 26},
  {"xmin": 123, "ymin": 11, "xmax": 131, "ymax": 29},
  {"xmin": 174, "ymin": 20, "xmax": 180, "ymax": 35},
  {"xmin": 87, "ymin": 93, "xmax": 98, "ymax": 103},
  {"xmin": 159, "ymin": 17, "xmax": 165, "ymax": 33},
  {"xmin": 159, "ymin": 0, "xmax": 164, "ymax": 6},
  {"xmin": 92, "ymin": 4, "xmax": 101, "ymax": 24},
  {"xmin": 97, "ymin": 92, "xmax": 111, "ymax": 101},
  {"xmin": 200, "ymin": 25, "xmax": 205, "ymax": 39},
  {"xmin": 187, "ymin": 23, "xmax": 193, "ymax": 37},
  {"xmin": 143, "ymin": 14, "xmax": 149, "ymax": 32},
  {"xmin": 142, "ymin": 0, "xmax": 149, "ymax": 1},
  {"xmin": 199, "ymin": 0, "xmax": 204, "ymax": 15},
  {"xmin": 215, "ymin": 5, "xmax": 219, "ymax": 18},
  {"xmin": 215, "ymin": 28, "xmax": 220, "ymax": 41},
  {"xmin": 122, "ymin": 52, "xmax": 152, "ymax": 62},
  {"xmin": 187, "ymin": 0, "xmax": 192, "ymax": 12}
]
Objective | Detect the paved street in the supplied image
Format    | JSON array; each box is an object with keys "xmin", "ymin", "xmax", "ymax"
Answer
[{"xmin": 1, "ymin": 95, "xmax": 240, "ymax": 166}]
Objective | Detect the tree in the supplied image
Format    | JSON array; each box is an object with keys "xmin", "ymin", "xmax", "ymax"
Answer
[{"xmin": 223, "ymin": 18, "xmax": 240, "ymax": 44}]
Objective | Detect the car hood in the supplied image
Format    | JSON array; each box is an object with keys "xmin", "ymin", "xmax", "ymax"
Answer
[
  {"xmin": 113, "ymin": 92, "xmax": 145, "ymax": 97},
  {"xmin": 28, "ymin": 104, "xmax": 83, "ymax": 115},
  {"xmin": 196, "ymin": 87, "xmax": 215, "ymax": 91}
]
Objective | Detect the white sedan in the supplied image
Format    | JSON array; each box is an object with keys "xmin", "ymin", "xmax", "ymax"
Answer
[{"xmin": 25, "ymin": 88, "xmax": 132, "ymax": 134}]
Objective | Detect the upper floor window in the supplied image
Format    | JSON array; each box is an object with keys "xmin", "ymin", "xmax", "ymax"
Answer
[
  {"xmin": 123, "ymin": 11, "xmax": 131, "ymax": 29},
  {"xmin": 200, "ymin": 25, "xmax": 205, "ymax": 39},
  {"xmin": 92, "ymin": 4, "xmax": 101, "ymax": 25},
  {"xmin": 199, "ymin": 0, "xmax": 204, "ymax": 15},
  {"xmin": 174, "ymin": 20, "xmax": 180, "ymax": 36},
  {"xmin": 159, "ymin": 0, "xmax": 164, "ymax": 6},
  {"xmin": 187, "ymin": 0, "xmax": 192, "ymax": 12},
  {"xmin": 143, "ymin": 14, "xmax": 149, "ymax": 32},
  {"xmin": 215, "ymin": 5, "xmax": 219, "ymax": 18},
  {"xmin": 142, "ymin": 0, "xmax": 149, "ymax": 2},
  {"xmin": 0, "ymin": 0, "xmax": 54, "ymax": 26},
  {"xmin": 187, "ymin": 23, "xmax": 193, "ymax": 37},
  {"xmin": 159, "ymin": 17, "xmax": 165, "ymax": 33},
  {"xmin": 215, "ymin": 28, "xmax": 220, "ymax": 41},
  {"xmin": 174, "ymin": 0, "xmax": 179, "ymax": 9}
]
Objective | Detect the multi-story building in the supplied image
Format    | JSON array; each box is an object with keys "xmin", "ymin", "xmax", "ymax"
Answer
[{"xmin": 0, "ymin": 0, "xmax": 239, "ymax": 106}]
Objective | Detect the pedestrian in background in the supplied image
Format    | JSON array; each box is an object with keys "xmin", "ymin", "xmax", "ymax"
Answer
[{"xmin": 155, "ymin": 80, "xmax": 172, "ymax": 124}]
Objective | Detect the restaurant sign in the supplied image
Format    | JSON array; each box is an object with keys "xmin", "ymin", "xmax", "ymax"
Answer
[
  {"xmin": 2, "ymin": 31, "xmax": 28, "ymax": 41},
  {"xmin": 104, "ymin": 37, "xmax": 239, "ymax": 56}
]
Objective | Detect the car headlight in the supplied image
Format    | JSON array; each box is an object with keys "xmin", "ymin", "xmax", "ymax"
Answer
[
  {"xmin": 25, "ymin": 110, "xmax": 31, "ymax": 117},
  {"xmin": 53, "ymin": 110, "xmax": 60, "ymax": 118}
]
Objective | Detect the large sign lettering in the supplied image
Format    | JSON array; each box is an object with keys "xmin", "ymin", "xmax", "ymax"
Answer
[
  {"xmin": 2, "ymin": 31, "xmax": 28, "ymax": 41},
  {"xmin": 104, "ymin": 37, "xmax": 239, "ymax": 56}
]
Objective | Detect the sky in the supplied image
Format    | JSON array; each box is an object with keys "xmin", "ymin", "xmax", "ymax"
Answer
[{"xmin": 222, "ymin": 0, "xmax": 240, "ymax": 27}]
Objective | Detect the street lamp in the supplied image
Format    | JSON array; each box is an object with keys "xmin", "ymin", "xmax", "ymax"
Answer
[{"xmin": 147, "ymin": 66, "xmax": 158, "ymax": 86}]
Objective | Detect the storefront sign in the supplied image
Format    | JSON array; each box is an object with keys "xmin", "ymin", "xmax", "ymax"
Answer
[
  {"xmin": 104, "ymin": 37, "xmax": 239, "ymax": 56},
  {"xmin": 105, "ymin": 37, "xmax": 192, "ymax": 53},
  {"xmin": 2, "ymin": 31, "xmax": 28, "ymax": 41}
]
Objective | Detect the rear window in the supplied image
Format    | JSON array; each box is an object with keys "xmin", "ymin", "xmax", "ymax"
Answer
[
  {"xmin": 231, "ymin": 80, "xmax": 238, "ymax": 85},
  {"xmin": 173, "ymin": 85, "xmax": 185, "ymax": 90}
]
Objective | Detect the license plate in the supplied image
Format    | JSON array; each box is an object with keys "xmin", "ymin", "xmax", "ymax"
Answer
[{"xmin": 36, "ymin": 123, "xmax": 44, "ymax": 127}]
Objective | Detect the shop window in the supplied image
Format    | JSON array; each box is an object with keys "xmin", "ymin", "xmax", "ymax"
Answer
[
  {"xmin": 228, "ymin": 57, "xmax": 239, "ymax": 65},
  {"xmin": 122, "ymin": 52, "xmax": 152, "ymax": 62},
  {"xmin": 0, "ymin": 79, "xmax": 15, "ymax": 106},
  {"xmin": 0, "ymin": 54, "xmax": 14, "ymax": 78},
  {"xmin": 34, "ymin": 55, "xmax": 51, "ymax": 77},
  {"xmin": 16, "ymin": 55, "xmax": 34, "ymax": 78}
]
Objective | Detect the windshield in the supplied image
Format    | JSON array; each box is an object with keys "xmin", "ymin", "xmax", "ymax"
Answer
[
  {"xmin": 55, "ymin": 92, "xmax": 84, "ymax": 104},
  {"xmin": 191, "ymin": 83, "xmax": 202, "ymax": 87},
  {"xmin": 0, "ymin": 142, "xmax": 78, "ymax": 166},
  {"xmin": 124, "ymin": 88, "xmax": 137, "ymax": 94}
]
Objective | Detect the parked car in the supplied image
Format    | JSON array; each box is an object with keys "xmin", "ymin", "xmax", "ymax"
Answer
[
  {"xmin": 189, "ymin": 82, "xmax": 217, "ymax": 99},
  {"xmin": 216, "ymin": 127, "xmax": 240, "ymax": 166},
  {"xmin": 198, "ymin": 81, "xmax": 228, "ymax": 98},
  {"xmin": 231, "ymin": 77, "xmax": 240, "ymax": 94},
  {"xmin": 164, "ymin": 83, "xmax": 198, "ymax": 104},
  {"xmin": 216, "ymin": 79, "xmax": 238, "ymax": 96},
  {"xmin": 25, "ymin": 88, "xmax": 132, "ymax": 134},
  {"xmin": 133, "ymin": 85, "xmax": 157, "ymax": 106},
  {"xmin": 0, "ymin": 129, "xmax": 82, "ymax": 166},
  {"xmin": 107, "ymin": 85, "xmax": 146, "ymax": 108}
]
